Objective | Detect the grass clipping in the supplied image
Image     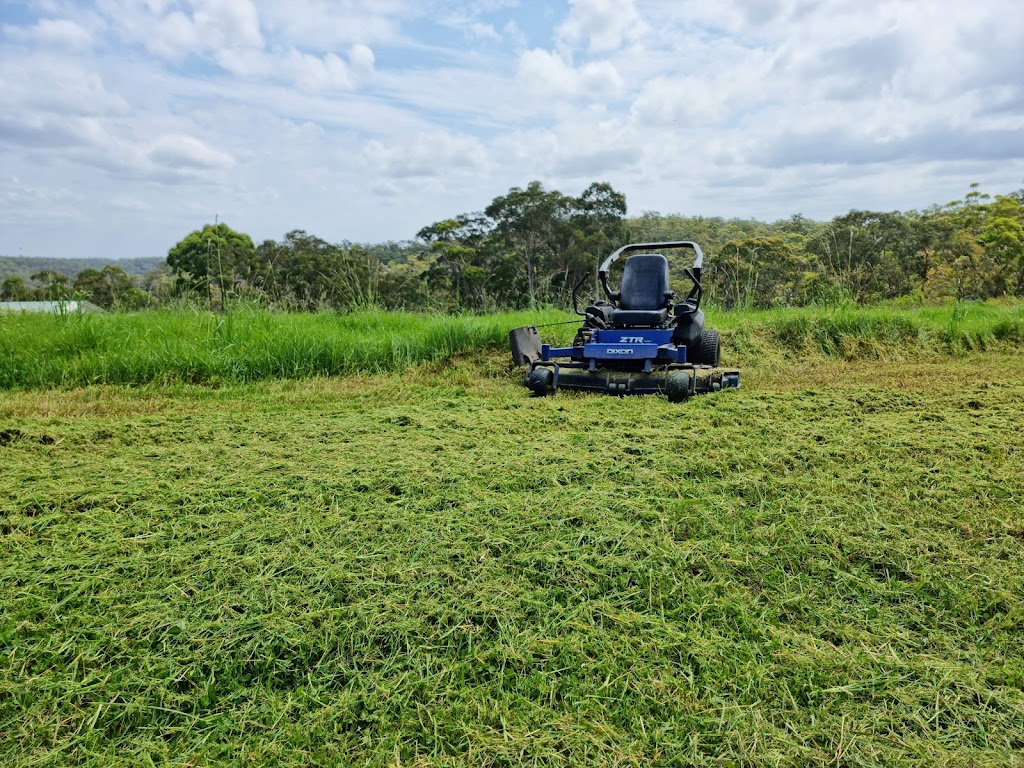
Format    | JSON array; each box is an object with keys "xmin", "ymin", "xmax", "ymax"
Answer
[{"xmin": 1, "ymin": 348, "xmax": 1023, "ymax": 765}]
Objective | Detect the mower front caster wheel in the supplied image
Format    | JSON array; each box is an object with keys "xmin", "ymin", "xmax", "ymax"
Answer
[
  {"xmin": 527, "ymin": 367, "xmax": 554, "ymax": 397},
  {"xmin": 665, "ymin": 371, "xmax": 693, "ymax": 403}
]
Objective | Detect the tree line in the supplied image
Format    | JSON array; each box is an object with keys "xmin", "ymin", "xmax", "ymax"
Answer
[
  {"xmin": 1, "ymin": 266, "xmax": 150, "ymax": 310},
  {"xmin": 3, "ymin": 182, "xmax": 1022, "ymax": 312}
]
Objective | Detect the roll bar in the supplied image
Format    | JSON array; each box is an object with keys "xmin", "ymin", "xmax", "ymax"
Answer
[{"xmin": 598, "ymin": 241, "xmax": 705, "ymax": 305}]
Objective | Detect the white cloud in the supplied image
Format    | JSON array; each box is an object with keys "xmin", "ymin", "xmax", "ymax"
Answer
[
  {"xmin": 93, "ymin": 0, "xmax": 263, "ymax": 59},
  {"xmin": 363, "ymin": 131, "xmax": 488, "ymax": 179},
  {"xmin": 0, "ymin": 48, "xmax": 236, "ymax": 188},
  {"xmin": 517, "ymin": 49, "xmax": 576, "ymax": 97},
  {"xmin": 628, "ymin": 48, "xmax": 773, "ymax": 128},
  {"xmin": 517, "ymin": 49, "xmax": 624, "ymax": 101},
  {"xmin": 0, "ymin": 56, "xmax": 130, "ymax": 117},
  {"xmin": 255, "ymin": 0, "xmax": 408, "ymax": 49},
  {"xmin": 148, "ymin": 135, "xmax": 235, "ymax": 170},
  {"xmin": 110, "ymin": 196, "xmax": 152, "ymax": 211},
  {"xmin": 4, "ymin": 18, "xmax": 95, "ymax": 49},
  {"xmin": 217, "ymin": 47, "xmax": 362, "ymax": 92},
  {"xmin": 630, "ymin": 76, "xmax": 722, "ymax": 127},
  {"xmin": 349, "ymin": 43, "xmax": 375, "ymax": 75},
  {"xmin": 149, "ymin": 11, "xmax": 200, "ymax": 57},
  {"xmin": 468, "ymin": 22, "xmax": 500, "ymax": 41},
  {"xmin": 559, "ymin": 0, "xmax": 645, "ymax": 52},
  {"xmin": 280, "ymin": 49, "xmax": 353, "ymax": 91},
  {"xmin": 197, "ymin": 0, "xmax": 262, "ymax": 46}
]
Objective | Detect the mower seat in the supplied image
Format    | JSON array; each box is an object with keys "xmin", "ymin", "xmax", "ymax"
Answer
[{"xmin": 611, "ymin": 254, "xmax": 673, "ymax": 327}]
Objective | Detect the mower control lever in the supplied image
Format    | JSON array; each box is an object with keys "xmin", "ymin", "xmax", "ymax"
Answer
[
  {"xmin": 571, "ymin": 272, "xmax": 590, "ymax": 317},
  {"xmin": 571, "ymin": 272, "xmax": 607, "ymax": 328}
]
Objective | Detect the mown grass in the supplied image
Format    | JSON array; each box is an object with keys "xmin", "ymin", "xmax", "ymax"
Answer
[
  {"xmin": 2, "ymin": 302, "xmax": 1024, "ymax": 389},
  {"xmin": 2, "ymin": 350, "xmax": 1023, "ymax": 766}
]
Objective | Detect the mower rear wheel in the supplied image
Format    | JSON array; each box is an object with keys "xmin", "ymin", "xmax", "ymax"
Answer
[
  {"xmin": 527, "ymin": 367, "xmax": 554, "ymax": 397},
  {"xmin": 694, "ymin": 330, "xmax": 721, "ymax": 367}
]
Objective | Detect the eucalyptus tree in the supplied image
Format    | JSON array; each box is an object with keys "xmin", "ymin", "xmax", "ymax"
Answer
[
  {"xmin": 167, "ymin": 222, "xmax": 257, "ymax": 306},
  {"xmin": 1, "ymin": 275, "xmax": 31, "ymax": 301},
  {"xmin": 72, "ymin": 266, "xmax": 148, "ymax": 310},
  {"xmin": 484, "ymin": 181, "xmax": 577, "ymax": 307},
  {"xmin": 29, "ymin": 270, "xmax": 71, "ymax": 301}
]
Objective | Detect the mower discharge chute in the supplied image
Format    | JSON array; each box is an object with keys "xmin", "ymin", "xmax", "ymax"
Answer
[{"xmin": 509, "ymin": 241, "xmax": 739, "ymax": 402}]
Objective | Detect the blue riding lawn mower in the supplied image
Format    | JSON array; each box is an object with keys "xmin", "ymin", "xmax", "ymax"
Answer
[{"xmin": 509, "ymin": 241, "xmax": 740, "ymax": 402}]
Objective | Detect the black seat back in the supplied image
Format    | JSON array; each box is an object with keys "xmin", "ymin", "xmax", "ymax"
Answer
[{"xmin": 619, "ymin": 254, "xmax": 670, "ymax": 310}]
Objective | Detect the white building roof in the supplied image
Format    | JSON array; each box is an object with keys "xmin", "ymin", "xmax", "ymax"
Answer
[{"xmin": 0, "ymin": 300, "xmax": 104, "ymax": 313}]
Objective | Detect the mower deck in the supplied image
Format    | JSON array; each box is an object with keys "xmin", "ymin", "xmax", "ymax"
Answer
[{"xmin": 512, "ymin": 325, "xmax": 739, "ymax": 402}]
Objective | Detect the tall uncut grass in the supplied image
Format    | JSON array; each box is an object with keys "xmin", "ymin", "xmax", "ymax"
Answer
[
  {"xmin": 0, "ymin": 308, "xmax": 569, "ymax": 389},
  {"xmin": 1, "ymin": 301, "xmax": 1023, "ymax": 389},
  {"xmin": 717, "ymin": 300, "xmax": 1024, "ymax": 360}
]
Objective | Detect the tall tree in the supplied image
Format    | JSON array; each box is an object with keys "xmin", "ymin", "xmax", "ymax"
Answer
[
  {"xmin": 73, "ymin": 266, "xmax": 148, "ymax": 310},
  {"xmin": 167, "ymin": 223, "xmax": 257, "ymax": 306},
  {"xmin": 573, "ymin": 182, "xmax": 627, "ymax": 256},
  {"xmin": 565, "ymin": 182, "xmax": 628, "ymax": 301},
  {"xmin": 980, "ymin": 195, "xmax": 1024, "ymax": 295},
  {"xmin": 485, "ymin": 181, "xmax": 574, "ymax": 307},
  {"xmin": 30, "ymin": 270, "xmax": 71, "ymax": 301},
  {"xmin": 1, "ymin": 275, "xmax": 31, "ymax": 301},
  {"xmin": 806, "ymin": 211, "xmax": 917, "ymax": 302},
  {"xmin": 417, "ymin": 215, "xmax": 491, "ymax": 310},
  {"xmin": 921, "ymin": 187, "xmax": 1023, "ymax": 299},
  {"xmin": 715, "ymin": 236, "xmax": 810, "ymax": 309},
  {"xmin": 256, "ymin": 230, "xmax": 382, "ymax": 310}
]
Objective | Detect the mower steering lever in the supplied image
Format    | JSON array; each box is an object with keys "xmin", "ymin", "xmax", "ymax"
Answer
[{"xmin": 571, "ymin": 272, "xmax": 591, "ymax": 317}]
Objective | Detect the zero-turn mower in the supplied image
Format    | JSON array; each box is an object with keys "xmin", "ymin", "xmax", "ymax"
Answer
[{"xmin": 509, "ymin": 241, "xmax": 739, "ymax": 402}]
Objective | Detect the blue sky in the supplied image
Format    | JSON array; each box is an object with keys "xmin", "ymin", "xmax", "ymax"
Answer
[{"xmin": 2, "ymin": 0, "xmax": 1023, "ymax": 260}]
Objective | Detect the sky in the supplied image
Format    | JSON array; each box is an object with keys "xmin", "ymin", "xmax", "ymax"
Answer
[{"xmin": 2, "ymin": 0, "xmax": 1023, "ymax": 260}]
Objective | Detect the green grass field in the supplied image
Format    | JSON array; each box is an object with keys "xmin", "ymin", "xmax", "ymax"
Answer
[{"xmin": 2, "ymin": 304, "xmax": 1023, "ymax": 766}]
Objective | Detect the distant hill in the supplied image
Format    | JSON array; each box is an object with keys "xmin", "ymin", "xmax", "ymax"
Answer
[{"xmin": 0, "ymin": 256, "xmax": 165, "ymax": 282}]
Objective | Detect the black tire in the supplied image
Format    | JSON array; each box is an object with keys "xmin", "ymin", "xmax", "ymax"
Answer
[
  {"xmin": 665, "ymin": 371, "xmax": 692, "ymax": 403},
  {"xmin": 527, "ymin": 367, "xmax": 553, "ymax": 397},
  {"xmin": 694, "ymin": 330, "xmax": 721, "ymax": 367}
]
